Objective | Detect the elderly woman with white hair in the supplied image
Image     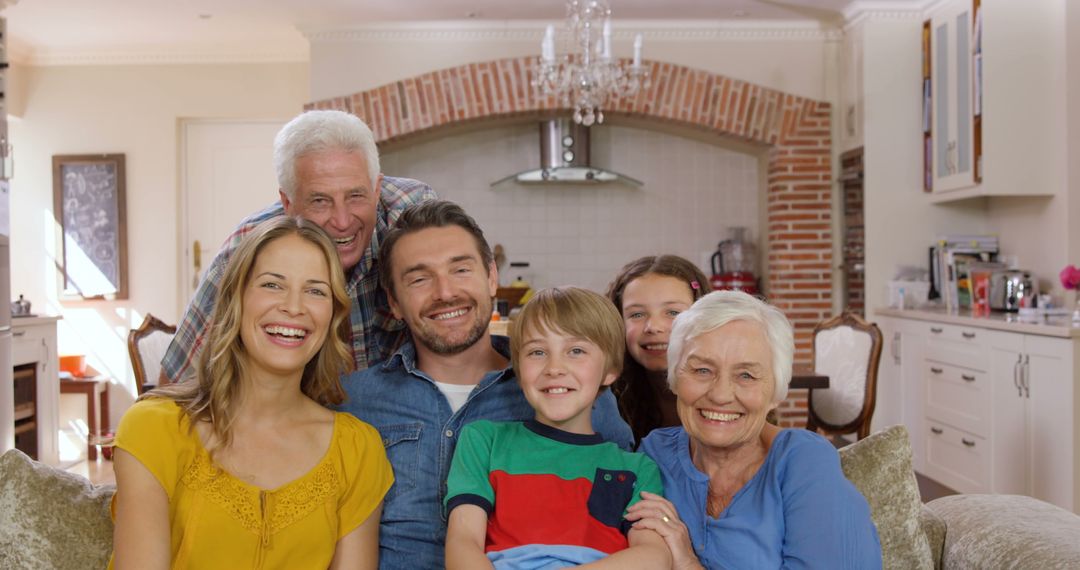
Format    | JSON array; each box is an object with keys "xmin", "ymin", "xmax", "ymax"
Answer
[{"xmin": 624, "ymin": 291, "xmax": 881, "ymax": 569}]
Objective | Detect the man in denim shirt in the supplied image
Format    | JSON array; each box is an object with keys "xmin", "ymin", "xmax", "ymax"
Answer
[{"xmin": 338, "ymin": 201, "xmax": 633, "ymax": 570}]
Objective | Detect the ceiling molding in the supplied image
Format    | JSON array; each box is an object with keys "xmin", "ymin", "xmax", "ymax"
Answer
[
  {"xmin": 17, "ymin": 46, "xmax": 309, "ymax": 67},
  {"xmin": 842, "ymin": 0, "xmax": 933, "ymax": 28},
  {"xmin": 303, "ymin": 20, "xmax": 842, "ymax": 43}
]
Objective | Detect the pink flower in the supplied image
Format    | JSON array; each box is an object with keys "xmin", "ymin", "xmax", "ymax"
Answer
[{"xmin": 1061, "ymin": 265, "xmax": 1080, "ymax": 291}]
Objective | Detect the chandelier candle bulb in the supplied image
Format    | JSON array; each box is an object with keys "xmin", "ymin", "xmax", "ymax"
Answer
[
  {"xmin": 543, "ymin": 25, "xmax": 556, "ymax": 63},
  {"xmin": 533, "ymin": 0, "xmax": 650, "ymax": 125},
  {"xmin": 602, "ymin": 18, "xmax": 612, "ymax": 60}
]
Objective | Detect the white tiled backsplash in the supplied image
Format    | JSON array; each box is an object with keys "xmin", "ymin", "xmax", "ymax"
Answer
[{"xmin": 381, "ymin": 122, "xmax": 762, "ymax": 293}]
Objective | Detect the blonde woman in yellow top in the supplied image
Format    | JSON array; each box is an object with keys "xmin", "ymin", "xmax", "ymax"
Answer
[{"xmin": 110, "ymin": 217, "xmax": 393, "ymax": 569}]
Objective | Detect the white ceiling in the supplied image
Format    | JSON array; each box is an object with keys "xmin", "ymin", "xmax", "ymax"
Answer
[{"xmin": 1, "ymin": 0, "xmax": 922, "ymax": 64}]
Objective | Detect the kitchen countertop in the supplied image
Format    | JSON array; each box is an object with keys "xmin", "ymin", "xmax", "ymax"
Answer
[
  {"xmin": 11, "ymin": 315, "xmax": 63, "ymax": 327},
  {"xmin": 875, "ymin": 306, "xmax": 1080, "ymax": 338}
]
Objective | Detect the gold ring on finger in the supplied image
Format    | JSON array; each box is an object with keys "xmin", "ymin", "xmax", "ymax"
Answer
[{"xmin": 662, "ymin": 515, "xmax": 671, "ymax": 523}]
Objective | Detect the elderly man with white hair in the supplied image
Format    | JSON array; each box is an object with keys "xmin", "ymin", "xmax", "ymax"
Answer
[
  {"xmin": 163, "ymin": 110, "xmax": 436, "ymax": 383},
  {"xmin": 624, "ymin": 290, "xmax": 882, "ymax": 569}
]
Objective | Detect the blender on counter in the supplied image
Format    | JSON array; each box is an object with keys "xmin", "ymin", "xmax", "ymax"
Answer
[{"xmin": 710, "ymin": 227, "xmax": 759, "ymax": 295}]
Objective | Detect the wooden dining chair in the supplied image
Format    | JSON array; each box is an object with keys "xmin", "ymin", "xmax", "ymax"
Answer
[
  {"xmin": 805, "ymin": 311, "xmax": 883, "ymax": 442},
  {"xmin": 127, "ymin": 313, "xmax": 177, "ymax": 395}
]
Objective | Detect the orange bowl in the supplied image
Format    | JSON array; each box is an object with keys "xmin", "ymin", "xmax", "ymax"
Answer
[{"xmin": 59, "ymin": 355, "xmax": 87, "ymax": 377}]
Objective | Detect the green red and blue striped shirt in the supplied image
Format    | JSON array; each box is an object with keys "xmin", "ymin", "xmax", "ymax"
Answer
[{"xmin": 445, "ymin": 420, "xmax": 663, "ymax": 564}]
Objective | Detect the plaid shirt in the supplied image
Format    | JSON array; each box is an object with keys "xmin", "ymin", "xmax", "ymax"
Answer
[{"xmin": 161, "ymin": 176, "xmax": 436, "ymax": 382}]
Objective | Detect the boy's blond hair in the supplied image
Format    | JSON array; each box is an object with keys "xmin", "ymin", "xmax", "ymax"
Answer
[{"xmin": 509, "ymin": 287, "xmax": 625, "ymax": 386}]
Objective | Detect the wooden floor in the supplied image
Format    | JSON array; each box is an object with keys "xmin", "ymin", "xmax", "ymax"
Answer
[
  {"xmin": 916, "ymin": 472, "xmax": 959, "ymax": 503},
  {"xmin": 64, "ymin": 456, "xmax": 116, "ymax": 486}
]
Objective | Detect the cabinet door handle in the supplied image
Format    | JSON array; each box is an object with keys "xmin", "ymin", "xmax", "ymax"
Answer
[
  {"xmin": 1022, "ymin": 354, "xmax": 1030, "ymax": 398},
  {"xmin": 1013, "ymin": 354, "xmax": 1023, "ymax": 397},
  {"xmin": 961, "ymin": 331, "xmax": 976, "ymax": 339},
  {"xmin": 930, "ymin": 427, "xmax": 944, "ymax": 435},
  {"xmin": 961, "ymin": 374, "xmax": 976, "ymax": 382},
  {"xmin": 930, "ymin": 327, "xmax": 943, "ymax": 334},
  {"xmin": 13, "ymin": 330, "xmax": 25, "ymax": 337},
  {"xmin": 962, "ymin": 438, "xmax": 976, "ymax": 447},
  {"xmin": 930, "ymin": 367, "xmax": 944, "ymax": 374}
]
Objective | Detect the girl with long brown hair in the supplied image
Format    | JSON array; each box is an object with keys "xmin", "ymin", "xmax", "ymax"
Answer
[{"xmin": 606, "ymin": 255, "xmax": 711, "ymax": 444}]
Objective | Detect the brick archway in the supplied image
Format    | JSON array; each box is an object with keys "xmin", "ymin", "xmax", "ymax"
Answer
[{"xmin": 308, "ymin": 58, "xmax": 833, "ymax": 403}]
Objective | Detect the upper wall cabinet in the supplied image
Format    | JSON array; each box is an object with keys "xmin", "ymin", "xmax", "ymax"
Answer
[
  {"xmin": 921, "ymin": 0, "xmax": 1060, "ymax": 204},
  {"xmin": 924, "ymin": 0, "xmax": 982, "ymax": 196}
]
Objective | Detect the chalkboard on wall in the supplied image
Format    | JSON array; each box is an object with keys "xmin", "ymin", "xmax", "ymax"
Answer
[{"xmin": 52, "ymin": 154, "xmax": 128, "ymax": 299}]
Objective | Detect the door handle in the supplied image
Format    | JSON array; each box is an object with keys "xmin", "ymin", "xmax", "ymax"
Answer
[
  {"xmin": 961, "ymin": 374, "xmax": 975, "ymax": 382},
  {"xmin": 930, "ymin": 427, "xmax": 944, "ymax": 435},
  {"xmin": 192, "ymin": 240, "xmax": 202, "ymax": 290},
  {"xmin": 930, "ymin": 366, "xmax": 943, "ymax": 374},
  {"xmin": 1013, "ymin": 354, "xmax": 1022, "ymax": 397},
  {"xmin": 1022, "ymin": 354, "xmax": 1030, "ymax": 398},
  {"xmin": 930, "ymin": 327, "xmax": 943, "ymax": 334},
  {"xmin": 962, "ymin": 438, "xmax": 976, "ymax": 447},
  {"xmin": 961, "ymin": 331, "xmax": 976, "ymax": 339}
]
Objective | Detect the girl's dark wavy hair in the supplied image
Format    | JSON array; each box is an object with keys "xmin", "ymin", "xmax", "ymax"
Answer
[{"xmin": 605, "ymin": 255, "xmax": 711, "ymax": 444}]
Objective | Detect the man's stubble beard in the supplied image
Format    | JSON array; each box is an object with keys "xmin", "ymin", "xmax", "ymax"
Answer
[{"xmin": 412, "ymin": 298, "xmax": 493, "ymax": 356}]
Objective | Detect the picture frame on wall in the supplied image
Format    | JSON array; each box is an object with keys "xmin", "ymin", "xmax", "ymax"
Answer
[{"xmin": 51, "ymin": 154, "xmax": 128, "ymax": 300}]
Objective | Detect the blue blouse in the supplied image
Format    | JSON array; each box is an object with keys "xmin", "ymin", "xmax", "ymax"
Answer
[{"xmin": 640, "ymin": 428, "xmax": 881, "ymax": 570}]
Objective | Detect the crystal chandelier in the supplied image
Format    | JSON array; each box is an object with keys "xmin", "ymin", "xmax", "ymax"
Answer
[{"xmin": 533, "ymin": 0, "xmax": 650, "ymax": 125}]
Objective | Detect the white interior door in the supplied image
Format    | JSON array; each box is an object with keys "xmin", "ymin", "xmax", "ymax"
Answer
[{"xmin": 179, "ymin": 119, "xmax": 285, "ymax": 312}]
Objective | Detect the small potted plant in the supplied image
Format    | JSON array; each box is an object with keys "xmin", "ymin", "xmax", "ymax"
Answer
[{"xmin": 1060, "ymin": 264, "xmax": 1080, "ymax": 323}]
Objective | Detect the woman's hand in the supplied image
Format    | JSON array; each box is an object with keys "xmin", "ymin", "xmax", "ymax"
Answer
[{"xmin": 625, "ymin": 491, "xmax": 704, "ymax": 570}]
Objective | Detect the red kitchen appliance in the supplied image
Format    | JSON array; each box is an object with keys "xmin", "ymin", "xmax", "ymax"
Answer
[{"xmin": 710, "ymin": 227, "xmax": 759, "ymax": 295}]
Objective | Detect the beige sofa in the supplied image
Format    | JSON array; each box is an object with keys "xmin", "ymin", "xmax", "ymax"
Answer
[
  {"xmin": 838, "ymin": 425, "xmax": 1080, "ymax": 569},
  {"xmin": 1, "ymin": 425, "xmax": 1079, "ymax": 569}
]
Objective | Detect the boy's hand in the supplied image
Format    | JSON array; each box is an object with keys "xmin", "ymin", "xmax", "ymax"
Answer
[{"xmin": 625, "ymin": 491, "xmax": 703, "ymax": 570}]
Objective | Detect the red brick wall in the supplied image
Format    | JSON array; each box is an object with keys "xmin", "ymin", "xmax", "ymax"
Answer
[{"xmin": 308, "ymin": 58, "xmax": 833, "ymax": 427}]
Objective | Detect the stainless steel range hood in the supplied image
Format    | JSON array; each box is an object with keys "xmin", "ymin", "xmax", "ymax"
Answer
[{"xmin": 492, "ymin": 119, "xmax": 642, "ymax": 187}]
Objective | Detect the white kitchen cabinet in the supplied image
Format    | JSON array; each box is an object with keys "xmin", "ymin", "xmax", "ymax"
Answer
[
  {"xmin": 875, "ymin": 309, "xmax": 1079, "ymax": 512},
  {"xmin": 986, "ymin": 331, "xmax": 1075, "ymax": 510},
  {"xmin": 918, "ymin": 320, "xmax": 991, "ymax": 493},
  {"xmin": 875, "ymin": 316, "xmax": 929, "ymax": 472},
  {"xmin": 927, "ymin": 0, "xmax": 979, "ymax": 195},
  {"xmin": 12, "ymin": 316, "xmax": 61, "ymax": 466}
]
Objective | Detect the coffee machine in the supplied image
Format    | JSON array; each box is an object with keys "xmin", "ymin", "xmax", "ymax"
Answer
[{"xmin": 710, "ymin": 227, "xmax": 759, "ymax": 295}]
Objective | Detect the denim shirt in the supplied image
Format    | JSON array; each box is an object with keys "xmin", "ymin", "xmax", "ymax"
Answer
[{"xmin": 337, "ymin": 335, "xmax": 634, "ymax": 570}]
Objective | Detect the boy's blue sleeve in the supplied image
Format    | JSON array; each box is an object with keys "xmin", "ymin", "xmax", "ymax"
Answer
[{"xmin": 593, "ymin": 390, "xmax": 634, "ymax": 451}]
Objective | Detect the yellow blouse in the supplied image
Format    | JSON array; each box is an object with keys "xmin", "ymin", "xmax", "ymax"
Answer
[{"xmin": 110, "ymin": 398, "xmax": 393, "ymax": 569}]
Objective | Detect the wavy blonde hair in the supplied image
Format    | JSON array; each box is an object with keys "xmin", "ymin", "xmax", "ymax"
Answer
[{"xmin": 145, "ymin": 216, "xmax": 352, "ymax": 452}]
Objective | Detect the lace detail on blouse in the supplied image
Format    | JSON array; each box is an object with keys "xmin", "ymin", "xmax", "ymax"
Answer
[{"xmin": 181, "ymin": 452, "xmax": 341, "ymax": 537}]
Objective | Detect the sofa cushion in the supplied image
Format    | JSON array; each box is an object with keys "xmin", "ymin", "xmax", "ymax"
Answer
[
  {"xmin": 0, "ymin": 449, "xmax": 116, "ymax": 569},
  {"xmin": 838, "ymin": 425, "xmax": 934, "ymax": 570},
  {"xmin": 927, "ymin": 494, "xmax": 1080, "ymax": 569}
]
